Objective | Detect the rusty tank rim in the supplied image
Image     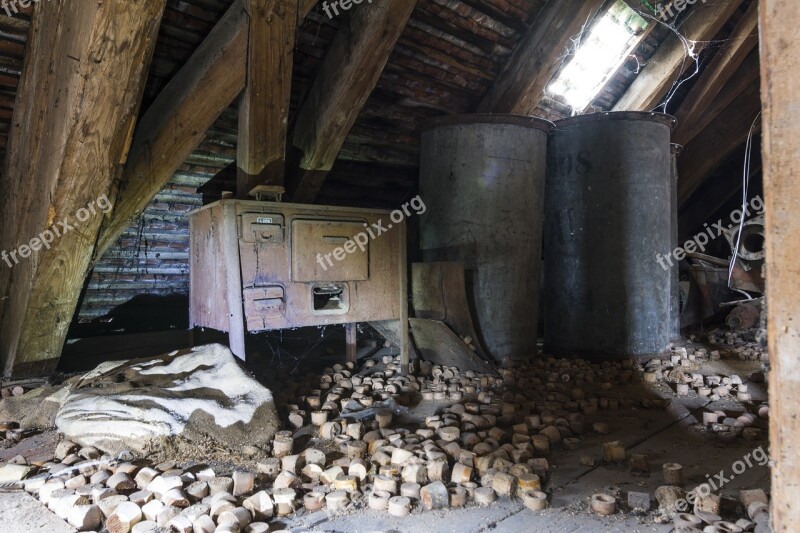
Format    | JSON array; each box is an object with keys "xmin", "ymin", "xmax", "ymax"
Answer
[
  {"xmin": 421, "ymin": 113, "xmax": 555, "ymax": 133},
  {"xmin": 554, "ymin": 111, "xmax": 677, "ymax": 131}
]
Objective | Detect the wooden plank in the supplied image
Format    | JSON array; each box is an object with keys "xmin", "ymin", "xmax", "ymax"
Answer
[
  {"xmin": 612, "ymin": 0, "xmax": 743, "ymax": 111},
  {"xmin": 673, "ymin": 1, "xmax": 758, "ymax": 146},
  {"xmin": 96, "ymin": 1, "xmax": 249, "ymax": 256},
  {"xmin": 476, "ymin": 0, "xmax": 602, "ymax": 114},
  {"xmin": 760, "ymin": 1, "xmax": 800, "ymax": 529},
  {"xmin": 286, "ymin": 0, "xmax": 418, "ymax": 204},
  {"xmin": 677, "ymin": 77, "xmax": 760, "ymax": 206},
  {"xmin": 0, "ymin": 0, "xmax": 167, "ymax": 377},
  {"xmin": 236, "ymin": 0, "xmax": 298, "ymax": 196}
]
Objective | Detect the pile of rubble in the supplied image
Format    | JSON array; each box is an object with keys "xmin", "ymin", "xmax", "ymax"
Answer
[{"xmin": 0, "ymin": 347, "xmax": 771, "ymax": 532}]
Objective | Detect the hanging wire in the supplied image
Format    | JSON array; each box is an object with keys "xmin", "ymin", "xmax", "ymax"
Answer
[{"xmin": 727, "ymin": 111, "xmax": 762, "ymax": 295}]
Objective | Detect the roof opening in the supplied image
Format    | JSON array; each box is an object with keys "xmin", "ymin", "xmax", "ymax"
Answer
[{"xmin": 547, "ymin": 1, "xmax": 649, "ymax": 112}]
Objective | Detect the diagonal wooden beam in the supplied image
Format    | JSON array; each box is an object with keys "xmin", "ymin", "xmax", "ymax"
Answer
[
  {"xmin": 236, "ymin": 0, "xmax": 298, "ymax": 196},
  {"xmin": 97, "ymin": 0, "xmax": 319, "ymax": 254},
  {"xmin": 673, "ymin": 0, "xmax": 758, "ymax": 146},
  {"xmin": 96, "ymin": 2, "xmax": 249, "ymax": 256},
  {"xmin": 0, "ymin": 0, "xmax": 167, "ymax": 377},
  {"xmin": 612, "ymin": 0, "xmax": 743, "ymax": 111},
  {"xmin": 677, "ymin": 76, "xmax": 761, "ymax": 206},
  {"xmin": 286, "ymin": 0, "xmax": 418, "ymax": 204},
  {"xmin": 476, "ymin": 0, "xmax": 602, "ymax": 114}
]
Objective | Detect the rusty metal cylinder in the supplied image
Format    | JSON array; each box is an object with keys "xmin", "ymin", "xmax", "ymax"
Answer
[
  {"xmin": 544, "ymin": 112, "xmax": 676, "ymax": 358},
  {"xmin": 419, "ymin": 115, "xmax": 552, "ymax": 362}
]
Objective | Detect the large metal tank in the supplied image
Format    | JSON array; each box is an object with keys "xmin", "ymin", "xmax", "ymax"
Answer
[
  {"xmin": 544, "ymin": 112, "xmax": 676, "ymax": 358},
  {"xmin": 419, "ymin": 115, "xmax": 553, "ymax": 362}
]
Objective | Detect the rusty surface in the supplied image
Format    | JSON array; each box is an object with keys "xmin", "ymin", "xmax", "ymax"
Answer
[
  {"xmin": 189, "ymin": 200, "xmax": 404, "ymax": 346},
  {"xmin": 411, "ymin": 261, "xmax": 489, "ymax": 360}
]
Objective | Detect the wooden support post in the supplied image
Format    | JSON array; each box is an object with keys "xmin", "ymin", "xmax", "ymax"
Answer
[
  {"xmin": 345, "ymin": 323, "xmax": 357, "ymax": 364},
  {"xmin": 236, "ymin": 0, "xmax": 298, "ymax": 197},
  {"xmin": 0, "ymin": 0, "xmax": 167, "ymax": 377},
  {"xmin": 760, "ymin": 1, "xmax": 800, "ymax": 529}
]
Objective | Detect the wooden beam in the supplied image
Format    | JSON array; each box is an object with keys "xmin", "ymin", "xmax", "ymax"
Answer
[
  {"xmin": 677, "ymin": 77, "xmax": 761, "ymax": 206},
  {"xmin": 673, "ymin": 1, "xmax": 758, "ymax": 146},
  {"xmin": 286, "ymin": 0, "xmax": 418, "ymax": 204},
  {"xmin": 761, "ymin": 1, "xmax": 800, "ymax": 529},
  {"xmin": 96, "ymin": 2, "xmax": 249, "ymax": 256},
  {"xmin": 476, "ymin": 0, "xmax": 602, "ymax": 114},
  {"xmin": 98, "ymin": 0, "xmax": 319, "ymax": 254},
  {"xmin": 236, "ymin": 0, "xmax": 298, "ymax": 197},
  {"xmin": 612, "ymin": 0, "xmax": 742, "ymax": 111},
  {"xmin": 0, "ymin": 0, "xmax": 166, "ymax": 377},
  {"xmin": 675, "ymin": 49, "xmax": 760, "ymax": 149}
]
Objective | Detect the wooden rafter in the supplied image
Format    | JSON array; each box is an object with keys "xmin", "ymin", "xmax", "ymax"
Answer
[
  {"xmin": 286, "ymin": 0, "xmax": 418, "ymax": 204},
  {"xmin": 673, "ymin": 1, "xmax": 759, "ymax": 146},
  {"xmin": 612, "ymin": 0, "xmax": 743, "ymax": 111},
  {"xmin": 0, "ymin": 0, "xmax": 167, "ymax": 376},
  {"xmin": 476, "ymin": 0, "xmax": 602, "ymax": 114}
]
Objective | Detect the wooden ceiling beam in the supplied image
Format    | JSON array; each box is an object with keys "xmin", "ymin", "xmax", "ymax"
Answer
[
  {"xmin": 612, "ymin": 0, "xmax": 743, "ymax": 111},
  {"xmin": 236, "ymin": 0, "xmax": 298, "ymax": 196},
  {"xmin": 286, "ymin": 0, "xmax": 418, "ymax": 204},
  {"xmin": 475, "ymin": 0, "xmax": 603, "ymax": 114},
  {"xmin": 0, "ymin": 0, "xmax": 167, "ymax": 377},
  {"xmin": 673, "ymin": 0, "xmax": 758, "ymax": 146}
]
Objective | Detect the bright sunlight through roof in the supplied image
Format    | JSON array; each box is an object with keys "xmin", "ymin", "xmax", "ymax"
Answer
[{"xmin": 548, "ymin": 1, "xmax": 649, "ymax": 112}]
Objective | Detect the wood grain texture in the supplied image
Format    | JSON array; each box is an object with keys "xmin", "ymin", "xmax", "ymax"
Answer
[
  {"xmin": 287, "ymin": 0, "xmax": 418, "ymax": 203},
  {"xmin": 0, "ymin": 0, "xmax": 167, "ymax": 375},
  {"xmin": 612, "ymin": 0, "xmax": 743, "ymax": 111},
  {"xmin": 476, "ymin": 0, "xmax": 602, "ymax": 114},
  {"xmin": 237, "ymin": 0, "xmax": 298, "ymax": 195},
  {"xmin": 760, "ymin": 1, "xmax": 800, "ymax": 529},
  {"xmin": 96, "ymin": 1, "xmax": 249, "ymax": 256}
]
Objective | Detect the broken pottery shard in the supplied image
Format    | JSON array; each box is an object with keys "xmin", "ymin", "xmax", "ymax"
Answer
[{"xmin": 55, "ymin": 344, "xmax": 279, "ymax": 454}]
